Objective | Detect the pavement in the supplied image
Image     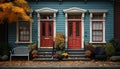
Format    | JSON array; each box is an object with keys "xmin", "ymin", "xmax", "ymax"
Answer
[{"xmin": 0, "ymin": 60, "xmax": 120, "ymax": 69}]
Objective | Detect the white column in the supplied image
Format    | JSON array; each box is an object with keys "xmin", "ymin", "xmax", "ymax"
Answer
[
  {"xmin": 53, "ymin": 13, "xmax": 56, "ymax": 41},
  {"xmin": 82, "ymin": 13, "xmax": 85, "ymax": 49},
  {"xmin": 103, "ymin": 13, "xmax": 106, "ymax": 43},
  {"xmin": 37, "ymin": 13, "xmax": 40, "ymax": 48},
  {"xmin": 65, "ymin": 13, "xmax": 68, "ymax": 49},
  {"xmin": 89, "ymin": 13, "xmax": 92, "ymax": 43}
]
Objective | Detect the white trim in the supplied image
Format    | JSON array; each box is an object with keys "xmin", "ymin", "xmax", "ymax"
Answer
[
  {"xmin": 35, "ymin": 7, "xmax": 58, "ymax": 48},
  {"xmin": 16, "ymin": 21, "xmax": 32, "ymax": 43},
  {"xmin": 63, "ymin": 7, "xmax": 86, "ymax": 49},
  {"xmin": 54, "ymin": 13, "xmax": 56, "ymax": 41},
  {"xmin": 37, "ymin": 13, "xmax": 40, "ymax": 48},
  {"xmin": 63, "ymin": 7, "xmax": 87, "ymax": 13},
  {"xmin": 35, "ymin": 7, "xmax": 58, "ymax": 13},
  {"xmin": 89, "ymin": 9, "xmax": 108, "ymax": 13},
  {"xmin": 89, "ymin": 11, "xmax": 107, "ymax": 43},
  {"xmin": 64, "ymin": 13, "xmax": 67, "ymax": 49}
]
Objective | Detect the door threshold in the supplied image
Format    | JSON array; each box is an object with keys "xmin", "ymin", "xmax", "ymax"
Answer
[{"xmin": 40, "ymin": 47, "xmax": 53, "ymax": 48}]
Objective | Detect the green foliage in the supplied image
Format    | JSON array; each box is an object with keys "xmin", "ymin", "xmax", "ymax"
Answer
[
  {"xmin": 55, "ymin": 33, "xmax": 65, "ymax": 51},
  {"xmin": 105, "ymin": 43, "xmax": 116, "ymax": 57},
  {"xmin": 28, "ymin": 43, "xmax": 37, "ymax": 50}
]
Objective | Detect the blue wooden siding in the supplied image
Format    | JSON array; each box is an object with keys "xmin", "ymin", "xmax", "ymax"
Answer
[{"xmin": 8, "ymin": 1, "xmax": 114, "ymax": 47}]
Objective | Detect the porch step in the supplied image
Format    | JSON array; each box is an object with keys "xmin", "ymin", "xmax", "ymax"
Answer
[
  {"xmin": 36, "ymin": 48, "xmax": 53, "ymax": 59},
  {"xmin": 33, "ymin": 57, "xmax": 90, "ymax": 61},
  {"xmin": 67, "ymin": 49, "xmax": 90, "ymax": 60}
]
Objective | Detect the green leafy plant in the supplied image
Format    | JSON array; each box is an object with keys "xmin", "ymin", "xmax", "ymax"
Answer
[{"xmin": 105, "ymin": 43, "xmax": 116, "ymax": 57}]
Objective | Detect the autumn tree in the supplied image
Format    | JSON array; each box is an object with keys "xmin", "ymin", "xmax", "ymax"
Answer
[{"xmin": 0, "ymin": 0, "xmax": 33, "ymax": 24}]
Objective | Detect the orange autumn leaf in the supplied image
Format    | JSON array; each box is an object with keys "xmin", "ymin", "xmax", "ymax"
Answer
[{"xmin": 0, "ymin": 0, "xmax": 33, "ymax": 24}]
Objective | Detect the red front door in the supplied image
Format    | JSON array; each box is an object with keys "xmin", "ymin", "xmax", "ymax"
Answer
[
  {"xmin": 40, "ymin": 21, "xmax": 54, "ymax": 48},
  {"xmin": 68, "ymin": 21, "xmax": 82, "ymax": 49}
]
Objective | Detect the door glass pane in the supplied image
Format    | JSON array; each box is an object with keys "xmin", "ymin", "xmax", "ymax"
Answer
[
  {"xmin": 76, "ymin": 22, "xmax": 79, "ymax": 36},
  {"xmin": 68, "ymin": 22, "xmax": 72, "ymax": 36},
  {"xmin": 42, "ymin": 22, "xmax": 45, "ymax": 36},
  {"xmin": 48, "ymin": 22, "xmax": 52, "ymax": 36}
]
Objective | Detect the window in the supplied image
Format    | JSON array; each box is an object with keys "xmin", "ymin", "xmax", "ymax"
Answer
[
  {"xmin": 16, "ymin": 21, "xmax": 32, "ymax": 43},
  {"xmin": 89, "ymin": 10, "xmax": 107, "ymax": 43},
  {"xmin": 92, "ymin": 21, "xmax": 103, "ymax": 42}
]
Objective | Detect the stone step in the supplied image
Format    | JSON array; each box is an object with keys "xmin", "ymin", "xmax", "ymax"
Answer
[
  {"xmin": 33, "ymin": 57, "xmax": 90, "ymax": 61},
  {"xmin": 38, "ymin": 48, "xmax": 53, "ymax": 52},
  {"xmin": 68, "ymin": 52, "xmax": 85, "ymax": 55},
  {"xmin": 38, "ymin": 52, "xmax": 53, "ymax": 55},
  {"xmin": 38, "ymin": 55, "xmax": 52, "ymax": 58},
  {"xmin": 67, "ymin": 49, "xmax": 85, "ymax": 52},
  {"xmin": 69, "ymin": 55, "xmax": 85, "ymax": 58}
]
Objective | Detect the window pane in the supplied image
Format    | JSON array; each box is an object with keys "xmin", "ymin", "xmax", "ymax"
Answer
[
  {"xmin": 68, "ymin": 22, "xmax": 72, "ymax": 36},
  {"xmin": 40, "ymin": 14, "xmax": 53, "ymax": 19},
  {"xmin": 48, "ymin": 22, "xmax": 52, "ymax": 36},
  {"xmin": 68, "ymin": 15, "xmax": 81, "ymax": 19},
  {"xmin": 76, "ymin": 22, "xmax": 79, "ymax": 36},
  {"xmin": 92, "ymin": 13, "xmax": 103, "ymax": 19},
  {"xmin": 42, "ymin": 22, "xmax": 45, "ymax": 36}
]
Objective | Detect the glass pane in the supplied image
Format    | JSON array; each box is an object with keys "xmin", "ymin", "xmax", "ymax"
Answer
[
  {"xmin": 93, "ymin": 21, "xmax": 103, "ymax": 30},
  {"xmin": 40, "ymin": 14, "xmax": 53, "ymax": 19},
  {"xmin": 76, "ymin": 22, "xmax": 80, "ymax": 36},
  {"xmin": 68, "ymin": 22, "xmax": 72, "ymax": 36},
  {"xmin": 48, "ymin": 22, "xmax": 52, "ymax": 36},
  {"xmin": 68, "ymin": 15, "xmax": 81, "ymax": 19},
  {"xmin": 18, "ymin": 21, "xmax": 30, "ymax": 42},
  {"xmin": 92, "ymin": 13, "xmax": 103, "ymax": 19},
  {"xmin": 42, "ymin": 22, "xmax": 45, "ymax": 36}
]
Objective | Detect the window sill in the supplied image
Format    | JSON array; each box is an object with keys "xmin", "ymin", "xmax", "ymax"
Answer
[
  {"xmin": 89, "ymin": 41, "xmax": 106, "ymax": 43},
  {"xmin": 15, "ymin": 41, "xmax": 33, "ymax": 44}
]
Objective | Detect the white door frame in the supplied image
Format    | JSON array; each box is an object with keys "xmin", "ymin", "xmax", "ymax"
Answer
[
  {"xmin": 35, "ymin": 7, "xmax": 58, "ymax": 48},
  {"xmin": 63, "ymin": 7, "xmax": 87, "ymax": 49}
]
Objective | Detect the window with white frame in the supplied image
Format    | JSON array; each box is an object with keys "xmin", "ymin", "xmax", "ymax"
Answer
[
  {"xmin": 89, "ymin": 10, "xmax": 107, "ymax": 43},
  {"xmin": 16, "ymin": 21, "xmax": 32, "ymax": 43}
]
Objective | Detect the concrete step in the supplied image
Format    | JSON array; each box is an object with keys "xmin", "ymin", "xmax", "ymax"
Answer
[
  {"xmin": 38, "ymin": 55, "xmax": 52, "ymax": 58},
  {"xmin": 38, "ymin": 48, "xmax": 53, "ymax": 52},
  {"xmin": 68, "ymin": 52, "xmax": 85, "ymax": 55},
  {"xmin": 38, "ymin": 52, "xmax": 53, "ymax": 55}
]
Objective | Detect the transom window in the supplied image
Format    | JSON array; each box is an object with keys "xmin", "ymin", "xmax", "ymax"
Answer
[
  {"xmin": 40, "ymin": 14, "xmax": 53, "ymax": 20},
  {"xmin": 16, "ymin": 21, "xmax": 32, "ymax": 43},
  {"xmin": 68, "ymin": 14, "xmax": 82, "ymax": 19}
]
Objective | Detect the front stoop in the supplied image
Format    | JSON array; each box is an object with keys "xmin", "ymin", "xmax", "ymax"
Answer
[
  {"xmin": 66, "ymin": 49, "xmax": 90, "ymax": 61},
  {"xmin": 33, "ymin": 48, "xmax": 90, "ymax": 61}
]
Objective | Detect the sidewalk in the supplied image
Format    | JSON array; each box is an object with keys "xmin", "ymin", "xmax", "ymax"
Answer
[{"xmin": 0, "ymin": 60, "xmax": 120, "ymax": 69}]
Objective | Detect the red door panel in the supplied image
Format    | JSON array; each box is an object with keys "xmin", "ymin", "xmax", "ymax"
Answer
[
  {"xmin": 40, "ymin": 21, "xmax": 54, "ymax": 47},
  {"xmin": 68, "ymin": 21, "xmax": 82, "ymax": 49}
]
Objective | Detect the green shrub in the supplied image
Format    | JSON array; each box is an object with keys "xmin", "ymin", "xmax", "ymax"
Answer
[{"xmin": 105, "ymin": 43, "xmax": 116, "ymax": 57}]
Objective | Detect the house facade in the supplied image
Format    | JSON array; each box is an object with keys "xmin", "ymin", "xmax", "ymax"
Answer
[{"xmin": 8, "ymin": 0, "xmax": 114, "ymax": 50}]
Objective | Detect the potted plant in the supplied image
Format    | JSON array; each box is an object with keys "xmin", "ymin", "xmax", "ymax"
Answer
[
  {"xmin": 84, "ymin": 50, "xmax": 91, "ymax": 58},
  {"xmin": 28, "ymin": 43, "xmax": 38, "ymax": 58},
  {"xmin": 32, "ymin": 49, "xmax": 38, "ymax": 58},
  {"xmin": 53, "ymin": 33, "xmax": 69, "ymax": 60}
]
